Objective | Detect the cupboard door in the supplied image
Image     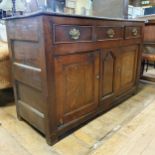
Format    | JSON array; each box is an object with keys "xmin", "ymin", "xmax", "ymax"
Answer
[
  {"xmin": 55, "ymin": 52, "xmax": 99, "ymax": 126},
  {"xmin": 115, "ymin": 45, "xmax": 139, "ymax": 96},
  {"xmin": 100, "ymin": 49, "xmax": 118, "ymax": 107}
]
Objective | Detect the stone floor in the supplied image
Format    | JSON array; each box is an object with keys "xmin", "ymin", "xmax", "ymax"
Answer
[{"xmin": 0, "ymin": 82, "xmax": 155, "ymax": 155}]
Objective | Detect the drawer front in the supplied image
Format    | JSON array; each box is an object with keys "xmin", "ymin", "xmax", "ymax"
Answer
[
  {"xmin": 53, "ymin": 25, "xmax": 93, "ymax": 44},
  {"xmin": 96, "ymin": 27, "xmax": 124, "ymax": 41},
  {"xmin": 125, "ymin": 26, "xmax": 141, "ymax": 39}
]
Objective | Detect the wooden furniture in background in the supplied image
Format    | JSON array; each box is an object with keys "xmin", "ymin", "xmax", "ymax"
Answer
[
  {"xmin": 142, "ymin": 53, "xmax": 155, "ymax": 72},
  {"xmin": 139, "ymin": 16, "xmax": 155, "ymax": 82},
  {"xmin": 6, "ymin": 12, "xmax": 144, "ymax": 145}
]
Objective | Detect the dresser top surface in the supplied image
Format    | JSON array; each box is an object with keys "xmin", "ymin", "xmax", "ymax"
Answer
[{"xmin": 4, "ymin": 10, "xmax": 145, "ymax": 23}]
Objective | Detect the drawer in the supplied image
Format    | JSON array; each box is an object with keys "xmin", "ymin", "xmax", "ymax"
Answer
[
  {"xmin": 96, "ymin": 26, "xmax": 124, "ymax": 41},
  {"xmin": 125, "ymin": 26, "xmax": 141, "ymax": 39},
  {"xmin": 53, "ymin": 25, "xmax": 93, "ymax": 44}
]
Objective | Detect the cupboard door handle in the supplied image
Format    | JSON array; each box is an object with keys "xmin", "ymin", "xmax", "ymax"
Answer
[
  {"xmin": 69, "ymin": 28, "xmax": 80, "ymax": 40},
  {"xmin": 96, "ymin": 75, "xmax": 100, "ymax": 80},
  {"xmin": 107, "ymin": 29, "xmax": 115, "ymax": 38},
  {"xmin": 132, "ymin": 28, "xmax": 138, "ymax": 36}
]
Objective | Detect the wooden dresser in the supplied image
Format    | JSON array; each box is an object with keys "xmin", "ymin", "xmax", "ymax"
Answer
[{"xmin": 5, "ymin": 12, "xmax": 144, "ymax": 145}]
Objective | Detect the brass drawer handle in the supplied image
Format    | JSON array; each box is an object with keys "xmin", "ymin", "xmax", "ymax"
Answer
[
  {"xmin": 69, "ymin": 28, "xmax": 80, "ymax": 40},
  {"xmin": 107, "ymin": 29, "xmax": 115, "ymax": 38},
  {"xmin": 132, "ymin": 28, "xmax": 138, "ymax": 36}
]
